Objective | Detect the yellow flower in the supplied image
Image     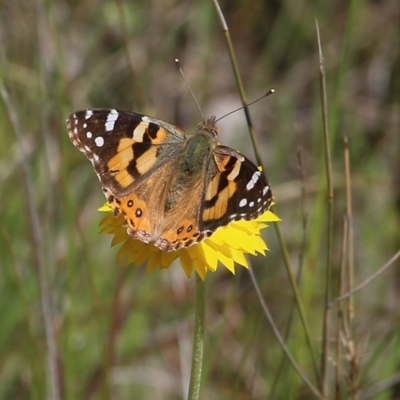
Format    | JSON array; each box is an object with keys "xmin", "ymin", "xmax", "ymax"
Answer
[{"xmin": 98, "ymin": 203, "xmax": 279, "ymax": 280}]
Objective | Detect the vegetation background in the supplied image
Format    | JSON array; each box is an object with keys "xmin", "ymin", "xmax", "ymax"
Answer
[{"xmin": 0, "ymin": 0, "xmax": 399, "ymax": 399}]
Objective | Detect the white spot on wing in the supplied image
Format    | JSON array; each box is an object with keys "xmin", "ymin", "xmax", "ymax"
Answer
[
  {"xmin": 95, "ymin": 136, "xmax": 104, "ymax": 147},
  {"xmin": 239, "ymin": 198, "xmax": 247, "ymax": 207},
  {"xmin": 246, "ymin": 171, "xmax": 261, "ymax": 191},
  {"xmin": 86, "ymin": 131, "xmax": 92, "ymax": 138},
  {"xmin": 132, "ymin": 122, "xmax": 148, "ymax": 142},
  {"xmin": 83, "ymin": 123, "xmax": 87, "ymax": 128},
  {"xmin": 85, "ymin": 110, "xmax": 93, "ymax": 119},
  {"xmin": 249, "ymin": 201, "xmax": 255, "ymax": 207},
  {"xmin": 105, "ymin": 109, "xmax": 119, "ymax": 131},
  {"xmin": 263, "ymin": 185, "xmax": 270, "ymax": 196}
]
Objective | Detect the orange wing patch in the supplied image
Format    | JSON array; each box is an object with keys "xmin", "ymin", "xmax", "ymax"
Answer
[
  {"xmin": 214, "ymin": 151, "xmax": 244, "ymax": 171},
  {"xmin": 107, "ymin": 138, "xmax": 135, "ymax": 188},
  {"xmin": 135, "ymin": 146, "xmax": 158, "ymax": 175},
  {"xmin": 148, "ymin": 126, "xmax": 168, "ymax": 144},
  {"xmin": 132, "ymin": 121, "xmax": 168, "ymax": 144},
  {"xmin": 202, "ymin": 180, "xmax": 237, "ymax": 221},
  {"xmin": 204, "ymin": 174, "xmax": 220, "ymax": 202},
  {"xmin": 107, "ymin": 191, "xmax": 157, "ymax": 244},
  {"xmin": 156, "ymin": 218, "xmax": 203, "ymax": 251},
  {"xmin": 106, "ymin": 122, "xmax": 166, "ymax": 188},
  {"xmin": 122, "ymin": 194, "xmax": 155, "ymax": 244},
  {"xmin": 226, "ymin": 160, "xmax": 241, "ymax": 181}
]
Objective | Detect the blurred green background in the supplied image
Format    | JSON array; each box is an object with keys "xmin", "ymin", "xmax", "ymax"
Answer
[{"xmin": 1, "ymin": 0, "xmax": 399, "ymax": 399}]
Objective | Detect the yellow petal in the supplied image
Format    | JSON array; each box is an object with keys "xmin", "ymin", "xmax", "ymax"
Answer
[
  {"xmin": 160, "ymin": 251, "xmax": 178, "ymax": 269},
  {"xmin": 179, "ymin": 250, "xmax": 195, "ymax": 278},
  {"xmin": 199, "ymin": 242, "xmax": 218, "ymax": 271},
  {"xmin": 230, "ymin": 247, "xmax": 248, "ymax": 268},
  {"xmin": 135, "ymin": 243, "xmax": 156, "ymax": 265},
  {"xmin": 97, "ymin": 201, "xmax": 278, "ymax": 278},
  {"xmin": 111, "ymin": 230, "xmax": 129, "ymax": 246},
  {"xmin": 98, "ymin": 203, "xmax": 112, "ymax": 212},
  {"xmin": 147, "ymin": 251, "xmax": 162, "ymax": 274},
  {"xmin": 258, "ymin": 210, "xmax": 280, "ymax": 222},
  {"xmin": 250, "ymin": 234, "xmax": 268, "ymax": 254},
  {"xmin": 213, "ymin": 228, "xmax": 242, "ymax": 249},
  {"xmin": 193, "ymin": 262, "xmax": 207, "ymax": 281},
  {"xmin": 216, "ymin": 248, "xmax": 235, "ymax": 274}
]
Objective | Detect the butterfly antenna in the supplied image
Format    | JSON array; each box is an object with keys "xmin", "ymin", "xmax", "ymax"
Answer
[
  {"xmin": 175, "ymin": 58, "xmax": 206, "ymax": 120},
  {"xmin": 215, "ymin": 89, "xmax": 275, "ymax": 123}
]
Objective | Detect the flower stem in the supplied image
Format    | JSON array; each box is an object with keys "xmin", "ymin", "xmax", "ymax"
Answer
[{"xmin": 187, "ymin": 273, "xmax": 205, "ymax": 400}]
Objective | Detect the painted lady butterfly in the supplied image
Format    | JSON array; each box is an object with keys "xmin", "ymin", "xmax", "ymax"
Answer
[{"xmin": 67, "ymin": 109, "xmax": 272, "ymax": 251}]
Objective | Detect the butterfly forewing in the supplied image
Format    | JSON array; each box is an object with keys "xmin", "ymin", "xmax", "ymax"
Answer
[
  {"xmin": 67, "ymin": 109, "xmax": 185, "ymax": 196},
  {"xmin": 201, "ymin": 145, "xmax": 272, "ymax": 232}
]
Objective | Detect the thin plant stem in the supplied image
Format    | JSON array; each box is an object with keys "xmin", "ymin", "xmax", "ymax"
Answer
[
  {"xmin": 329, "ymin": 249, "xmax": 400, "ymax": 307},
  {"xmin": 212, "ymin": 0, "xmax": 319, "ymax": 382},
  {"xmin": 170, "ymin": 268, "xmax": 191, "ymax": 399},
  {"xmin": 187, "ymin": 273, "xmax": 206, "ymax": 400},
  {"xmin": 249, "ymin": 266, "xmax": 323, "ymax": 400},
  {"xmin": 316, "ymin": 19, "xmax": 334, "ymax": 399},
  {"xmin": 113, "ymin": 0, "xmax": 144, "ymax": 108},
  {"xmin": 344, "ymin": 136, "xmax": 354, "ymax": 323},
  {"xmin": 36, "ymin": 3, "xmax": 67, "ymax": 398},
  {"xmin": 103, "ymin": 263, "xmax": 129, "ymax": 398},
  {"xmin": 342, "ymin": 136, "xmax": 356, "ymax": 399},
  {"xmin": 359, "ymin": 372, "xmax": 400, "ymax": 400},
  {"xmin": 269, "ymin": 149, "xmax": 310, "ymax": 398},
  {"xmin": 211, "ymin": 0, "xmax": 263, "ymax": 168},
  {"xmin": 273, "ymin": 222, "xmax": 320, "ymax": 380},
  {"xmin": 335, "ymin": 217, "xmax": 348, "ymax": 400},
  {"xmin": 361, "ymin": 307, "xmax": 400, "ymax": 381},
  {"xmin": 2, "ymin": 228, "xmax": 44, "ymax": 397},
  {"xmin": 0, "ymin": 77, "xmax": 61, "ymax": 400},
  {"xmin": 329, "ymin": 0, "xmax": 358, "ymax": 142}
]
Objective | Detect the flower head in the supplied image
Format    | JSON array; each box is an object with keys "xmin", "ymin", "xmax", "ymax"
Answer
[{"xmin": 99, "ymin": 203, "xmax": 279, "ymax": 280}]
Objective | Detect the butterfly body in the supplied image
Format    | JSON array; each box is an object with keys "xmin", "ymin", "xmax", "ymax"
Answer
[{"xmin": 67, "ymin": 109, "xmax": 272, "ymax": 251}]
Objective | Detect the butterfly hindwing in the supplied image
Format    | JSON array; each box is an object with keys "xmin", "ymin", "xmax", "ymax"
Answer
[{"xmin": 103, "ymin": 157, "xmax": 182, "ymax": 246}]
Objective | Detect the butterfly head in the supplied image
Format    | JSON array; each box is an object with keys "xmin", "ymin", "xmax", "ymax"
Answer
[{"xmin": 197, "ymin": 116, "xmax": 219, "ymax": 138}]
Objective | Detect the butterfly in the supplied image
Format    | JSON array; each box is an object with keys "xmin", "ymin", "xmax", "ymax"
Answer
[{"xmin": 67, "ymin": 109, "xmax": 272, "ymax": 251}]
